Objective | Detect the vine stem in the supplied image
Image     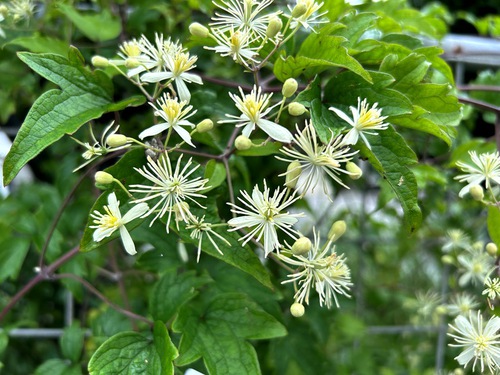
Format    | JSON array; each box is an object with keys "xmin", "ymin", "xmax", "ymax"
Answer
[{"xmin": 0, "ymin": 246, "xmax": 81, "ymax": 323}]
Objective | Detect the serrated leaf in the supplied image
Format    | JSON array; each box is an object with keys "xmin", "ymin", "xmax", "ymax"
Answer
[
  {"xmin": 359, "ymin": 126, "xmax": 422, "ymax": 233},
  {"xmin": 488, "ymin": 206, "xmax": 500, "ymax": 246},
  {"xmin": 88, "ymin": 331, "xmax": 164, "ymax": 375},
  {"xmin": 153, "ymin": 321, "xmax": 179, "ymax": 375},
  {"xmin": 58, "ymin": 4, "xmax": 121, "ymax": 42},
  {"xmin": 149, "ymin": 269, "xmax": 212, "ymax": 322},
  {"xmin": 3, "ymin": 50, "xmax": 145, "ymax": 185},
  {"xmin": 60, "ymin": 323, "xmax": 85, "ymax": 363},
  {"xmin": 172, "ymin": 292, "xmax": 287, "ymax": 374}
]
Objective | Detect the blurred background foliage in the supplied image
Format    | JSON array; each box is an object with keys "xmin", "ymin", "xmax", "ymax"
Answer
[{"xmin": 0, "ymin": 0, "xmax": 499, "ymax": 374}]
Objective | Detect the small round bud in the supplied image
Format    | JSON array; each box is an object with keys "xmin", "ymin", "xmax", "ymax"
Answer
[
  {"xmin": 441, "ymin": 255, "xmax": 454, "ymax": 264},
  {"xmin": 282, "ymin": 78, "xmax": 298, "ymax": 98},
  {"xmin": 266, "ymin": 16, "xmax": 283, "ymax": 38},
  {"xmin": 0, "ymin": 5, "xmax": 9, "ymax": 16},
  {"xmin": 453, "ymin": 369, "xmax": 464, "ymax": 375},
  {"xmin": 328, "ymin": 220, "xmax": 346, "ymax": 242},
  {"xmin": 290, "ymin": 302, "xmax": 305, "ymax": 317},
  {"xmin": 285, "ymin": 161, "xmax": 302, "ymax": 189},
  {"xmin": 91, "ymin": 56, "xmax": 109, "ymax": 68},
  {"xmin": 235, "ymin": 135, "xmax": 252, "ymax": 150},
  {"xmin": 435, "ymin": 305, "xmax": 448, "ymax": 315},
  {"xmin": 189, "ymin": 22, "xmax": 209, "ymax": 38},
  {"xmin": 486, "ymin": 242, "xmax": 498, "ymax": 257},
  {"xmin": 196, "ymin": 119, "xmax": 214, "ymax": 133},
  {"xmin": 346, "ymin": 162, "xmax": 362, "ymax": 180},
  {"xmin": 291, "ymin": 3, "xmax": 307, "ymax": 18},
  {"xmin": 291, "ymin": 237, "xmax": 312, "ymax": 255},
  {"xmin": 469, "ymin": 184, "xmax": 484, "ymax": 201},
  {"xmin": 106, "ymin": 134, "xmax": 129, "ymax": 148},
  {"xmin": 125, "ymin": 57, "xmax": 141, "ymax": 69},
  {"xmin": 94, "ymin": 171, "xmax": 114, "ymax": 185},
  {"xmin": 288, "ymin": 102, "xmax": 306, "ymax": 116}
]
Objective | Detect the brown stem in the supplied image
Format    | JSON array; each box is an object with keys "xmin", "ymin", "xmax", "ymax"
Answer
[
  {"xmin": 458, "ymin": 96, "xmax": 500, "ymax": 113},
  {"xmin": 0, "ymin": 246, "xmax": 81, "ymax": 322},
  {"xmin": 54, "ymin": 273, "xmax": 153, "ymax": 327},
  {"xmin": 458, "ymin": 85, "xmax": 500, "ymax": 92}
]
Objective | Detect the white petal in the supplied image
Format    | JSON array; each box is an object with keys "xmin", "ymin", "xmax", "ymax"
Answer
[
  {"xmin": 257, "ymin": 119, "xmax": 293, "ymax": 143},
  {"xmin": 173, "ymin": 124, "xmax": 195, "ymax": 147},
  {"xmin": 176, "ymin": 78, "xmax": 191, "ymax": 103},
  {"xmin": 119, "ymin": 226, "xmax": 137, "ymax": 255},
  {"xmin": 141, "ymin": 71, "xmax": 174, "ymax": 83},
  {"xmin": 329, "ymin": 107, "xmax": 355, "ymax": 126},
  {"xmin": 181, "ymin": 72, "xmax": 203, "ymax": 85},
  {"xmin": 93, "ymin": 227, "xmax": 116, "ymax": 242},
  {"xmin": 122, "ymin": 202, "xmax": 149, "ymax": 223},
  {"xmin": 342, "ymin": 128, "xmax": 360, "ymax": 146},
  {"xmin": 139, "ymin": 123, "xmax": 169, "ymax": 139}
]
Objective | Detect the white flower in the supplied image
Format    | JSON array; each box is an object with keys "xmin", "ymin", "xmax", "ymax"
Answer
[
  {"xmin": 442, "ymin": 229, "xmax": 470, "ymax": 253},
  {"xmin": 457, "ymin": 253, "xmax": 493, "ymax": 287},
  {"xmin": 446, "ymin": 293, "xmax": 480, "ymax": 317},
  {"xmin": 276, "ymin": 229, "xmax": 352, "ymax": 308},
  {"xmin": 288, "ymin": 0, "xmax": 327, "ymax": 30},
  {"xmin": 72, "ymin": 122, "xmax": 131, "ymax": 172},
  {"xmin": 9, "ymin": 0, "xmax": 35, "ymax": 22},
  {"xmin": 227, "ymin": 180, "xmax": 303, "ymax": 256},
  {"xmin": 329, "ymin": 97, "xmax": 389, "ymax": 150},
  {"xmin": 484, "ymin": 278, "xmax": 500, "ymax": 301},
  {"xmin": 220, "ymin": 85, "xmax": 293, "ymax": 143},
  {"xmin": 130, "ymin": 154, "xmax": 209, "ymax": 232},
  {"xmin": 140, "ymin": 50, "xmax": 203, "ymax": 102},
  {"xmin": 211, "ymin": 0, "xmax": 277, "ymax": 40},
  {"xmin": 455, "ymin": 151, "xmax": 500, "ymax": 198},
  {"xmin": 277, "ymin": 122, "xmax": 357, "ymax": 197},
  {"xmin": 206, "ymin": 28, "xmax": 259, "ymax": 67},
  {"xmin": 139, "ymin": 93, "xmax": 197, "ymax": 147},
  {"xmin": 448, "ymin": 311, "xmax": 500, "ymax": 373},
  {"xmin": 90, "ymin": 192, "xmax": 148, "ymax": 255},
  {"xmin": 186, "ymin": 216, "xmax": 231, "ymax": 262}
]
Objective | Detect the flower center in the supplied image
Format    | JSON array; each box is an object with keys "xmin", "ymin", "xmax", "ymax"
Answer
[
  {"xmin": 161, "ymin": 100, "xmax": 182, "ymax": 123},
  {"xmin": 242, "ymin": 95, "xmax": 262, "ymax": 123},
  {"xmin": 171, "ymin": 52, "xmax": 196, "ymax": 76},
  {"xmin": 121, "ymin": 42, "xmax": 141, "ymax": 58}
]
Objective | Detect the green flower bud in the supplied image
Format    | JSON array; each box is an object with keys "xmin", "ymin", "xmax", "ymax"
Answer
[
  {"xmin": 0, "ymin": 5, "xmax": 9, "ymax": 16},
  {"xmin": 196, "ymin": 119, "xmax": 214, "ymax": 133},
  {"xmin": 486, "ymin": 242, "xmax": 498, "ymax": 257},
  {"xmin": 266, "ymin": 16, "xmax": 283, "ymax": 38},
  {"xmin": 435, "ymin": 305, "xmax": 448, "ymax": 315},
  {"xmin": 282, "ymin": 78, "xmax": 298, "ymax": 98},
  {"xmin": 291, "ymin": 237, "xmax": 312, "ymax": 255},
  {"xmin": 328, "ymin": 220, "xmax": 346, "ymax": 242},
  {"xmin": 441, "ymin": 255, "xmax": 454, "ymax": 264},
  {"xmin": 285, "ymin": 161, "xmax": 302, "ymax": 189},
  {"xmin": 291, "ymin": 3, "xmax": 307, "ymax": 18},
  {"xmin": 94, "ymin": 171, "xmax": 114, "ymax": 185},
  {"xmin": 453, "ymin": 369, "xmax": 464, "ymax": 375},
  {"xmin": 288, "ymin": 102, "xmax": 306, "ymax": 116},
  {"xmin": 346, "ymin": 161, "xmax": 362, "ymax": 180},
  {"xmin": 290, "ymin": 302, "xmax": 305, "ymax": 317},
  {"xmin": 189, "ymin": 22, "xmax": 210, "ymax": 38},
  {"xmin": 125, "ymin": 57, "xmax": 141, "ymax": 69},
  {"xmin": 106, "ymin": 134, "xmax": 129, "ymax": 148},
  {"xmin": 469, "ymin": 184, "xmax": 484, "ymax": 201},
  {"xmin": 91, "ymin": 56, "xmax": 109, "ymax": 68},
  {"xmin": 235, "ymin": 135, "xmax": 252, "ymax": 150}
]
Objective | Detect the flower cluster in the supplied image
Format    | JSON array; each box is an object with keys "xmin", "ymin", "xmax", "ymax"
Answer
[{"xmin": 455, "ymin": 150, "xmax": 500, "ymax": 198}]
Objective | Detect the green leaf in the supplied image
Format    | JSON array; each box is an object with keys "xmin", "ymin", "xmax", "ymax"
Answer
[
  {"xmin": 359, "ymin": 126, "xmax": 422, "ymax": 233},
  {"xmin": 203, "ymin": 160, "xmax": 226, "ymax": 193},
  {"xmin": 153, "ymin": 321, "xmax": 179, "ymax": 375},
  {"xmin": 88, "ymin": 329, "xmax": 175, "ymax": 375},
  {"xmin": 0, "ymin": 228, "xmax": 30, "ymax": 283},
  {"xmin": 58, "ymin": 4, "xmax": 121, "ymax": 42},
  {"xmin": 274, "ymin": 24, "xmax": 371, "ymax": 82},
  {"xmin": 8, "ymin": 35, "xmax": 69, "ymax": 56},
  {"xmin": 35, "ymin": 359, "xmax": 82, "ymax": 375},
  {"xmin": 235, "ymin": 139, "xmax": 283, "ymax": 156},
  {"xmin": 173, "ymin": 292, "xmax": 287, "ymax": 374},
  {"xmin": 488, "ymin": 206, "xmax": 500, "ymax": 247},
  {"xmin": 60, "ymin": 323, "xmax": 85, "ymax": 363},
  {"xmin": 149, "ymin": 269, "xmax": 212, "ymax": 322},
  {"xmin": 3, "ymin": 50, "xmax": 145, "ymax": 185}
]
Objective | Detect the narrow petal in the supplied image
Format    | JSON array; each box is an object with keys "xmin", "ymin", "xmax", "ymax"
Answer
[
  {"xmin": 119, "ymin": 226, "xmax": 137, "ymax": 255},
  {"xmin": 139, "ymin": 123, "xmax": 169, "ymax": 139},
  {"xmin": 257, "ymin": 119, "xmax": 293, "ymax": 143},
  {"xmin": 176, "ymin": 78, "xmax": 191, "ymax": 103},
  {"xmin": 122, "ymin": 202, "xmax": 149, "ymax": 223},
  {"xmin": 329, "ymin": 107, "xmax": 355, "ymax": 126},
  {"xmin": 141, "ymin": 71, "xmax": 174, "ymax": 83},
  {"xmin": 173, "ymin": 124, "xmax": 195, "ymax": 147},
  {"xmin": 181, "ymin": 72, "xmax": 203, "ymax": 85}
]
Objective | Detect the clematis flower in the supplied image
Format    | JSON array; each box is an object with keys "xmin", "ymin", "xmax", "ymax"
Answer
[
  {"xmin": 205, "ymin": 28, "xmax": 259, "ymax": 67},
  {"xmin": 186, "ymin": 215, "xmax": 231, "ymax": 262},
  {"xmin": 288, "ymin": 0, "xmax": 327, "ymax": 30},
  {"xmin": 227, "ymin": 180, "xmax": 303, "ymax": 256},
  {"xmin": 220, "ymin": 85, "xmax": 293, "ymax": 143},
  {"xmin": 329, "ymin": 97, "xmax": 389, "ymax": 150},
  {"xmin": 455, "ymin": 151, "xmax": 500, "ymax": 198},
  {"xmin": 448, "ymin": 311, "xmax": 500, "ymax": 373},
  {"xmin": 90, "ymin": 192, "xmax": 148, "ymax": 255}
]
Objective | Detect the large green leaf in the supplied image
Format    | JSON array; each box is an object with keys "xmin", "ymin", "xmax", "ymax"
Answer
[
  {"xmin": 149, "ymin": 269, "xmax": 212, "ymax": 322},
  {"xmin": 88, "ymin": 323, "xmax": 177, "ymax": 375},
  {"xmin": 58, "ymin": 4, "xmax": 122, "ymax": 42},
  {"xmin": 359, "ymin": 126, "xmax": 422, "ymax": 233},
  {"xmin": 173, "ymin": 292, "xmax": 287, "ymax": 375},
  {"xmin": 60, "ymin": 324, "xmax": 85, "ymax": 363},
  {"xmin": 3, "ymin": 49, "xmax": 145, "ymax": 185}
]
